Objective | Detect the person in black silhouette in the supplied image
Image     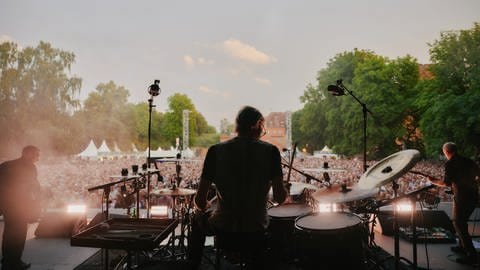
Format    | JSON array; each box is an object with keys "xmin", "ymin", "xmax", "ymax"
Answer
[
  {"xmin": 187, "ymin": 106, "xmax": 287, "ymax": 269},
  {"xmin": 0, "ymin": 145, "xmax": 42, "ymax": 270},
  {"xmin": 430, "ymin": 142, "xmax": 480, "ymax": 265}
]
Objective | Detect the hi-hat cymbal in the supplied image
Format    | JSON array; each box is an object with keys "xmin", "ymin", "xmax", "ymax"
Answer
[
  {"xmin": 357, "ymin": 149, "xmax": 421, "ymax": 189},
  {"xmin": 269, "ymin": 182, "xmax": 318, "ymax": 196},
  {"xmin": 312, "ymin": 183, "xmax": 377, "ymax": 203}
]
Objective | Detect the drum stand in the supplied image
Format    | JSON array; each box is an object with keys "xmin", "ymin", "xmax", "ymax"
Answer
[{"xmin": 392, "ymin": 179, "xmax": 401, "ymax": 270}]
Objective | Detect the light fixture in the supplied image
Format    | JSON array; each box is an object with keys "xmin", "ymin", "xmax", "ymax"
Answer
[
  {"xmin": 318, "ymin": 203, "xmax": 337, "ymax": 213},
  {"xmin": 67, "ymin": 204, "xmax": 86, "ymax": 214},
  {"xmin": 150, "ymin": 205, "xmax": 169, "ymax": 218},
  {"xmin": 396, "ymin": 202, "xmax": 413, "ymax": 212}
]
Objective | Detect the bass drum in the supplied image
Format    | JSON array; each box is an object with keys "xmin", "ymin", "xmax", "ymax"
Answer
[
  {"xmin": 267, "ymin": 203, "xmax": 313, "ymax": 262},
  {"xmin": 294, "ymin": 212, "xmax": 367, "ymax": 270}
]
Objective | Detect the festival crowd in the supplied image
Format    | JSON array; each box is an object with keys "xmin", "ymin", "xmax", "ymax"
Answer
[{"xmin": 11, "ymin": 153, "xmax": 450, "ymax": 211}]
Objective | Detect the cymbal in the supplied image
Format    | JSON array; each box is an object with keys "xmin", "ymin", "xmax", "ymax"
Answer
[
  {"xmin": 269, "ymin": 182, "xmax": 318, "ymax": 196},
  {"xmin": 357, "ymin": 149, "xmax": 421, "ymax": 189},
  {"xmin": 311, "ymin": 183, "xmax": 377, "ymax": 203},
  {"xmin": 301, "ymin": 168, "xmax": 347, "ymax": 173},
  {"xmin": 152, "ymin": 188, "xmax": 196, "ymax": 197}
]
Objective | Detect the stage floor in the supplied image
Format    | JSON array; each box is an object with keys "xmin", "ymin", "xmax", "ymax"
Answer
[{"xmin": 1, "ymin": 203, "xmax": 479, "ymax": 270}]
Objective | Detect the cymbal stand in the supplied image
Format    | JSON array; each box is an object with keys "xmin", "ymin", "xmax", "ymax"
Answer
[{"xmin": 392, "ymin": 179, "xmax": 400, "ymax": 270}]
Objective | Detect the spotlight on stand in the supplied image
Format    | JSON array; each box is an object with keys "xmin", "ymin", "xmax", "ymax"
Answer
[{"xmin": 148, "ymin": 80, "xmax": 161, "ymax": 97}]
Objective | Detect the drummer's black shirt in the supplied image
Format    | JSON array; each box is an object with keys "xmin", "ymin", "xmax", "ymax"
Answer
[
  {"xmin": 201, "ymin": 137, "xmax": 283, "ymax": 232},
  {"xmin": 444, "ymin": 154, "xmax": 480, "ymax": 204}
]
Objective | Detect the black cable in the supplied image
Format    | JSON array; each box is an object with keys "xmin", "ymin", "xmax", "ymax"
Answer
[{"xmin": 419, "ymin": 201, "xmax": 431, "ymax": 270}]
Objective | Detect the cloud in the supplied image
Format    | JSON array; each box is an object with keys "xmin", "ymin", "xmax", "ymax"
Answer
[
  {"xmin": 222, "ymin": 39, "xmax": 277, "ymax": 64},
  {"xmin": 183, "ymin": 55, "xmax": 214, "ymax": 70},
  {"xmin": 198, "ymin": 85, "xmax": 231, "ymax": 99},
  {"xmin": 254, "ymin": 76, "xmax": 272, "ymax": 86},
  {"xmin": 183, "ymin": 55, "xmax": 195, "ymax": 69},
  {"xmin": 199, "ymin": 85, "xmax": 214, "ymax": 93}
]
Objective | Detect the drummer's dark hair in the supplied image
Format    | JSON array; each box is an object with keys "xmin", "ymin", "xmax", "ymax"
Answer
[
  {"xmin": 22, "ymin": 145, "xmax": 39, "ymax": 156},
  {"xmin": 235, "ymin": 106, "xmax": 263, "ymax": 136},
  {"xmin": 443, "ymin": 142, "xmax": 457, "ymax": 154}
]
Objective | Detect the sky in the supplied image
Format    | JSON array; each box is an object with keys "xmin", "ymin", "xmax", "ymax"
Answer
[{"xmin": 1, "ymin": 0, "xmax": 479, "ymax": 130}]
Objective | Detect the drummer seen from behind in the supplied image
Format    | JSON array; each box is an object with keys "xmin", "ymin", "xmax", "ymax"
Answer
[
  {"xmin": 428, "ymin": 142, "xmax": 480, "ymax": 265},
  {"xmin": 187, "ymin": 106, "xmax": 288, "ymax": 270}
]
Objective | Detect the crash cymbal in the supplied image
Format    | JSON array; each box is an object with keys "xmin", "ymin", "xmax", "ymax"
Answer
[
  {"xmin": 152, "ymin": 188, "xmax": 196, "ymax": 197},
  {"xmin": 269, "ymin": 182, "xmax": 318, "ymax": 196},
  {"xmin": 357, "ymin": 149, "xmax": 421, "ymax": 189},
  {"xmin": 311, "ymin": 183, "xmax": 377, "ymax": 203}
]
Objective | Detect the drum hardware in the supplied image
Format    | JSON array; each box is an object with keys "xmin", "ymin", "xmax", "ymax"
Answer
[
  {"xmin": 294, "ymin": 212, "xmax": 367, "ymax": 269},
  {"xmin": 152, "ymin": 187, "xmax": 196, "ymax": 259},
  {"xmin": 281, "ymin": 162, "xmax": 331, "ymax": 187}
]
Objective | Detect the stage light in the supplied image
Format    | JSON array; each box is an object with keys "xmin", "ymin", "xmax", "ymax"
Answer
[
  {"xmin": 151, "ymin": 205, "xmax": 168, "ymax": 218},
  {"xmin": 67, "ymin": 204, "xmax": 86, "ymax": 214},
  {"xmin": 396, "ymin": 202, "xmax": 413, "ymax": 212},
  {"xmin": 318, "ymin": 203, "xmax": 337, "ymax": 213}
]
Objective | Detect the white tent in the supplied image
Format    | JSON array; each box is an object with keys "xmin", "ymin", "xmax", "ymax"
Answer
[
  {"xmin": 131, "ymin": 143, "xmax": 139, "ymax": 152},
  {"xmin": 313, "ymin": 145, "xmax": 338, "ymax": 158},
  {"xmin": 113, "ymin": 142, "xmax": 121, "ymax": 153},
  {"xmin": 77, "ymin": 139, "xmax": 98, "ymax": 159},
  {"xmin": 320, "ymin": 145, "xmax": 333, "ymax": 153},
  {"xmin": 97, "ymin": 140, "xmax": 111, "ymax": 155}
]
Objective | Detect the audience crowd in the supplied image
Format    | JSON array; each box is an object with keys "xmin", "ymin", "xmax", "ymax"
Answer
[{"xmin": 17, "ymin": 153, "xmax": 451, "ymax": 211}]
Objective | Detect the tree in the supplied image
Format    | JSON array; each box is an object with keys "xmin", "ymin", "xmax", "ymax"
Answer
[
  {"xmin": 298, "ymin": 49, "xmax": 420, "ymax": 158},
  {"xmin": 419, "ymin": 23, "xmax": 480, "ymax": 157},
  {"xmin": 81, "ymin": 81, "xmax": 134, "ymax": 150},
  {"xmin": 220, "ymin": 118, "xmax": 234, "ymax": 134},
  {"xmin": 0, "ymin": 41, "xmax": 81, "ymax": 155},
  {"xmin": 160, "ymin": 93, "xmax": 214, "ymax": 147}
]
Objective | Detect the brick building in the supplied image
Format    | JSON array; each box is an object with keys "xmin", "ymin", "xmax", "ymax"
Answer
[{"xmin": 220, "ymin": 111, "xmax": 288, "ymax": 150}]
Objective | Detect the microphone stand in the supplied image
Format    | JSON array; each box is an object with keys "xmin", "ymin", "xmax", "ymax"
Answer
[
  {"xmin": 146, "ymin": 96, "xmax": 155, "ymax": 218},
  {"xmin": 146, "ymin": 80, "xmax": 160, "ymax": 217},
  {"xmin": 147, "ymin": 96, "xmax": 155, "ymax": 168},
  {"xmin": 337, "ymin": 81, "xmax": 373, "ymax": 172}
]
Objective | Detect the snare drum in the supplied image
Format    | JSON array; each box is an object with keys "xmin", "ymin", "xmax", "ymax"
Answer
[
  {"xmin": 267, "ymin": 204, "xmax": 313, "ymax": 261},
  {"xmin": 295, "ymin": 212, "xmax": 366, "ymax": 270}
]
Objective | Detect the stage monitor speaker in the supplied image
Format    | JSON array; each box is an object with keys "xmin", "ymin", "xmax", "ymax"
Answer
[
  {"xmin": 375, "ymin": 210, "xmax": 454, "ymax": 236},
  {"xmin": 35, "ymin": 212, "xmax": 87, "ymax": 238}
]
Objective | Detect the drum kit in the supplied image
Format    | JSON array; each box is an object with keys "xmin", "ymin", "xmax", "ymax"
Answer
[{"xmin": 268, "ymin": 149, "xmax": 426, "ymax": 269}]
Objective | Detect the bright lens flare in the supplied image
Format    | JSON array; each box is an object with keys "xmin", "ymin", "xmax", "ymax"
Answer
[
  {"xmin": 396, "ymin": 202, "xmax": 413, "ymax": 212},
  {"xmin": 67, "ymin": 204, "xmax": 86, "ymax": 214},
  {"xmin": 318, "ymin": 203, "xmax": 337, "ymax": 213},
  {"xmin": 151, "ymin": 205, "xmax": 168, "ymax": 217}
]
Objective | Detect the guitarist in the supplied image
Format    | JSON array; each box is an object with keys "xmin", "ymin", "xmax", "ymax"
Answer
[
  {"xmin": 428, "ymin": 142, "xmax": 480, "ymax": 265},
  {"xmin": 0, "ymin": 146, "xmax": 42, "ymax": 270}
]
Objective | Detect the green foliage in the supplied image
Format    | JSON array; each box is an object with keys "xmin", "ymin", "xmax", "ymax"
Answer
[
  {"xmin": 0, "ymin": 41, "xmax": 81, "ymax": 155},
  {"xmin": 419, "ymin": 23, "xmax": 480, "ymax": 157},
  {"xmin": 195, "ymin": 133, "xmax": 220, "ymax": 147},
  {"xmin": 160, "ymin": 93, "xmax": 213, "ymax": 148},
  {"xmin": 297, "ymin": 49, "xmax": 420, "ymax": 158}
]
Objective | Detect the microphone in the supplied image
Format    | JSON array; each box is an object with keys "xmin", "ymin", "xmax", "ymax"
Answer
[
  {"xmin": 327, "ymin": 84, "xmax": 345, "ymax": 96},
  {"xmin": 148, "ymin": 80, "xmax": 161, "ymax": 96}
]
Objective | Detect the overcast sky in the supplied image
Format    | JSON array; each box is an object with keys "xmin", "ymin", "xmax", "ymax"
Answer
[{"xmin": 1, "ymin": 0, "xmax": 479, "ymax": 130}]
